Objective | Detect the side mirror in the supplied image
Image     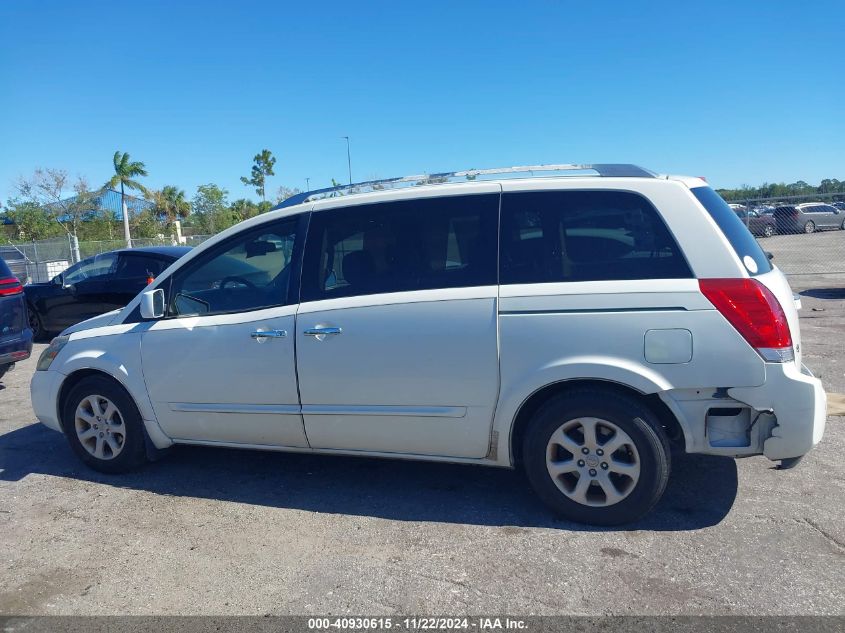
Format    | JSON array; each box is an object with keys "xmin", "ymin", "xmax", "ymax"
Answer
[
  {"xmin": 53, "ymin": 275, "xmax": 63, "ymax": 286},
  {"xmin": 140, "ymin": 288, "xmax": 165, "ymax": 320}
]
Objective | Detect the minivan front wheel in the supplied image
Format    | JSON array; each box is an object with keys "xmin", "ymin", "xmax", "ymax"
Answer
[
  {"xmin": 61, "ymin": 375, "xmax": 147, "ymax": 473},
  {"xmin": 522, "ymin": 389, "xmax": 670, "ymax": 525}
]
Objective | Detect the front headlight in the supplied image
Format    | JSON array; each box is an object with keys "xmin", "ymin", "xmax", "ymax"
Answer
[{"xmin": 36, "ymin": 336, "xmax": 70, "ymax": 371}]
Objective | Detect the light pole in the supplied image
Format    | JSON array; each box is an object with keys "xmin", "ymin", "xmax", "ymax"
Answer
[
  {"xmin": 305, "ymin": 177, "xmax": 311, "ymax": 191},
  {"xmin": 342, "ymin": 136, "xmax": 352, "ymax": 185}
]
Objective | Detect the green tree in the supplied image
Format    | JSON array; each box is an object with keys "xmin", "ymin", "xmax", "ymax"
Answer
[
  {"xmin": 3, "ymin": 198, "xmax": 59, "ymax": 241},
  {"xmin": 150, "ymin": 185, "xmax": 190, "ymax": 226},
  {"xmin": 229, "ymin": 198, "xmax": 260, "ymax": 222},
  {"xmin": 192, "ymin": 184, "xmax": 231, "ymax": 234},
  {"xmin": 240, "ymin": 149, "xmax": 276, "ymax": 202},
  {"xmin": 105, "ymin": 151, "xmax": 148, "ymax": 245}
]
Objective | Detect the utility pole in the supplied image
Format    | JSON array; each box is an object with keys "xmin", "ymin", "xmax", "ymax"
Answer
[
  {"xmin": 342, "ymin": 136, "xmax": 352, "ymax": 185},
  {"xmin": 306, "ymin": 177, "xmax": 311, "ymax": 191}
]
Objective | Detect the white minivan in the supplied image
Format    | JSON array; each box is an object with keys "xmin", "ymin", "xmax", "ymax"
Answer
[{"xmin": 30, "ymin": 165, "xmax": 826, "ymax": 525}]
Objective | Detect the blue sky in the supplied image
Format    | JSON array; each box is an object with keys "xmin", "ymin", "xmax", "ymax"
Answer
[{"xmin": 1, "ymin": 0, "xmax": 843, "ymax": 203}]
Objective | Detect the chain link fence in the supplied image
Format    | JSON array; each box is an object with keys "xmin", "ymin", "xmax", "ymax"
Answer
[
  {"xmin": 1, "ymin": 234, "xmax": 211, "ymax": 284},
  {"xmin": 726, "ymin": 192, "xmax": 845, "ymax": 275}
]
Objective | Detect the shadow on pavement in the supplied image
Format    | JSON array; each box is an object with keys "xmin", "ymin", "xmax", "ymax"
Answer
[
  {"xmin": 0, "ymin": 422, "xmax": 738, "ymax": 532},
  {"xmin": 800, "ymin": 288, "xmax": 845, "ymax": 299}
]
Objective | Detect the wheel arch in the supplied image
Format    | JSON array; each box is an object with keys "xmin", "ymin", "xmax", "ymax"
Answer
[
  {"xmin": 57, "ymin": 365, "xmax": 173, "ymax": 451},
  {"xmin": 58, "ymin": 368, "xmax": 121, "ymax": 421},
  {"xmin": 507, "ymin": 378, "xmax": 685, "ymax": 467}
]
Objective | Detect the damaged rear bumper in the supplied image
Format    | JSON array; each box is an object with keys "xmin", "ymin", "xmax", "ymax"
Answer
[{"xmin": 660, "ymin": 362, "xmax": 826, "ymax": 465}]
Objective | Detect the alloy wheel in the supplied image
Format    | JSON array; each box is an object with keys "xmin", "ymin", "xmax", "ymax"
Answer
[
  {"xmin": 74, "ymin": 395, "xmax": 126, "ymax": 460},
  {"xmin": 545, "ymin": 417, "xmax": 641, "ymax": 507}
]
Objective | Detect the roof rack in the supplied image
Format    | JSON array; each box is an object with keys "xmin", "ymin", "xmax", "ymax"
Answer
[{"xmin": 274, "ymin": 163, "xmax": 655, "ymax": 209}]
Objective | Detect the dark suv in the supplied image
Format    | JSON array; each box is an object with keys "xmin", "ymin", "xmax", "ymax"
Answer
[{"xmin": 0, "ymin": 256, "xmax": 33, "ymax": 380}]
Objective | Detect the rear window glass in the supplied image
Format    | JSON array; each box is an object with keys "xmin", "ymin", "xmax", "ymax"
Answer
[
  {"xmin": 0, "ymin": 257, "xmax": 12, "ymax": 278},
  {"xmin": 692, "ymin": 186, "xmax": 772, "ymax": 276}
]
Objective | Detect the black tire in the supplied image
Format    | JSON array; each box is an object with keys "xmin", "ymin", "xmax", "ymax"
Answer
[
  {"xmin": 60, "ymin": 375, "xmax": 147, "ymax": 474},
  {"xmin": 763, "ymin": 225, "xmax": 775, "ymax": 238},
  {"xmin": 27, "ymin": 306, "xmax": 45, "ymax": 341},
  {"xmin": 840, "ymin": 219, "xmax": 845, "ymax": 230},
  {"xmin": 522, "ymin": 388, "xmax": 671, "ymax": 526},
  {"xmin": 804, "ymin": 221, "xmax": 815, "ymax": 234},
  {"xmin": 0, "ymin": 364, "xmax": 10, "ymax": 381}
]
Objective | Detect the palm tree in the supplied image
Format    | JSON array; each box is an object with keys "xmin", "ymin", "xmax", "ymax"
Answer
[
  {"xmin": 106, "ymin": 151, "xmax": 148, "ymax": 247},
  {"xmin": 151, "ymin": 185, "xmax": 190, "ymax": 226}
]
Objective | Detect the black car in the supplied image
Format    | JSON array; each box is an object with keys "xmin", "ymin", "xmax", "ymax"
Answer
[
  {"xmin": 0, "ymin": 256, "xmax": 33, "ymax": 380},
  {"xmin": 25, "ymin": 246, "xmax": 191, "ymax": 339}
]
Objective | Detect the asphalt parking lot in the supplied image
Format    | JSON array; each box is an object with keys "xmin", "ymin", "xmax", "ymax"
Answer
[{"xmin": 1, "ymin": 277, "xmax": 843, "ymax": 616}]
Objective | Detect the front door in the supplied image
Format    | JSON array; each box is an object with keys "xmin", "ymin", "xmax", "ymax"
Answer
[
  {"xmin": 139, "ymin": 215, "xmax": 309, "ymax": 447},
  {"xmin": 295, "ymin": 191, "xmax": 501, "ymax": 458}
]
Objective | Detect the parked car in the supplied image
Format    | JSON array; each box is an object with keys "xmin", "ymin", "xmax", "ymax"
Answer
[
  {"xmin": 832, "ymin": 201, "xmax": 845, "ymax": 212},
  {"xmin": 30, "ymin": 165, "xmax": 826, "ymax": 526},
  {"xmin": 773, "ymin": 203, "xmax": 844, "ymax": 234},
  {"xmin": 735, "ymin": 209, "xmax": 776, "ymax": 237},
  {"xmin": 0, "ymin": 256, "xmax": 32, "ymax": 380},
  {"xmin": 24, "ymin": 246, "xmax": 191, "ymax": 339}
]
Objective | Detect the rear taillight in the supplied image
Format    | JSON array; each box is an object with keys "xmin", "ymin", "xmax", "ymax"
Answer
[
  {"xmin": 699, "ymin": 278, "xmax": 793, "ymax": 362},
  {"xmin": 0, "ymin": 277, "xmax": 23, "ymax": 297}
]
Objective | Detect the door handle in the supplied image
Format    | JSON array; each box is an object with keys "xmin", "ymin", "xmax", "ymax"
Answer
[
  {"xmin": 304, "ymin": 326, "xmax": 342, "ymax": 337},
  {"xmin": 250, "ymin": 329, "xmax": 287, "ymax": 339}
]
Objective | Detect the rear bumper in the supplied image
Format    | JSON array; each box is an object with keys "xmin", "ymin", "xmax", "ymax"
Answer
[
  {"xmin": 662, "ymin": 362, "xmax": 826, "ymax": 464},
  {"xmin": 727, "ymin": 362, "xmax": 826, "ymax": 462},
  {"xmin": 0, "ymin": 326, "xmax": 33, "ymax": 366}
]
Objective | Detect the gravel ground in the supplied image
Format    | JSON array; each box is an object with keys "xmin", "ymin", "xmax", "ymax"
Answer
[{"xmin": 0, "ymin": 273, "xmax": 843, "ymax": 616}]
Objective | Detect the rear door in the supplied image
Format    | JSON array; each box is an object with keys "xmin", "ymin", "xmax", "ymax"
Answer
[{"xmin": 295, "ymin": 190, "xmax": 501, "ymax": 458}]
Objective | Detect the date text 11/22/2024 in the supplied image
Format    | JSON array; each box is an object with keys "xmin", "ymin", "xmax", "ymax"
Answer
[{"xmin": 307, "ymin": 617, "xmax": 527, "ymax": 630}]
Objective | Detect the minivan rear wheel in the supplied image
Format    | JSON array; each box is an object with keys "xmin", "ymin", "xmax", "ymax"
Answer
[
  {"xmin": 61, "ymin": 375, "xmax": 147, "ymax": 473},
  {"xmin": 522, "ymin": 388, "xmax": 671, "ymax": 525}
]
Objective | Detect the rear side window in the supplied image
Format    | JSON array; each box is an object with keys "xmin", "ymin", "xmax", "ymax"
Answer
[
  {"xmin": 500, "ymin": 190, "xmax": 691, "ymax": 284},
  {"xmin": 301, "ymin": 194, "xmax": 498, "ymax": 302},
  {"xmin": 692, "ymin": 186, "xmax": 772, "ymax": 276}
]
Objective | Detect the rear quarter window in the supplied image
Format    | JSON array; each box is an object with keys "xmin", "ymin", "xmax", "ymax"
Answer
[
  {"xmin": 500, "ymin": 190, "xmax": 691, "ymax": 284},
  {"xmin": 691, "ymin": 186, "xmax": 772, "ymax": 276}
]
